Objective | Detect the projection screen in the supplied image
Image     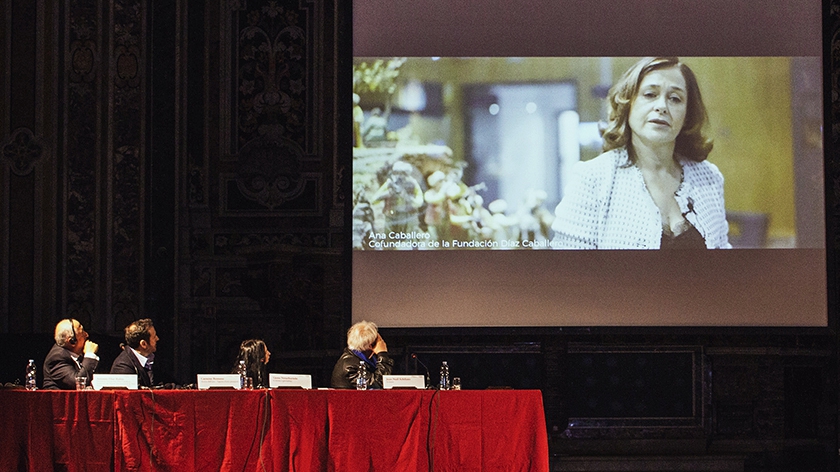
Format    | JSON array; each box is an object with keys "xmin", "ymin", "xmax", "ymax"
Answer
[{"xmin": 351, "ymin": 0, "xmax": 827, "ymax": 327}]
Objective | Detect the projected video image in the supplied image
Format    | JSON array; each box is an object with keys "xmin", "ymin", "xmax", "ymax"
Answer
[{"xmin": 352, "ymin": 57, "xmax": 823, "ymax": 251}]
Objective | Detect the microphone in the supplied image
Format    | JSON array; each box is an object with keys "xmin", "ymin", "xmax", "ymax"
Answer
[
  {"xmin": 681, "ymin": 197, "xmax": 695, "ymax": 218},
  {"xmin": 410, "ymin": 353, "xmax": 432, "ymax": 389}
]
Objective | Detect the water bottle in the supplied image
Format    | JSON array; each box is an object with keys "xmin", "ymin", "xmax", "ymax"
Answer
[
  {"xmin": 356, "ymin": 361, "xmax": 368, "ymax": 390},
  {"xmin": 25, "ymin": 359, "xmax": 37, "ymax": 391},
  {"xmin": 439, "ymin": 360, "xmax": 450, "ymax": 390},
  {"xmin": 237, "ymin": 359, "xmax": 248, "ymax": 389}
]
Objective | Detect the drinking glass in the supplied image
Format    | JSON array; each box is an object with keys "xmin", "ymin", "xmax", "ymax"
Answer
[{"xmin": 75, "ymin": 373, "xmax": 87, "ymax": 390}]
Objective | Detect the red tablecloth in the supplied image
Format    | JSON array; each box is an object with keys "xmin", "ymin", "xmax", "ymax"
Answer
[
  {"xmin": 0, "ymin": 390, "xmax": 115, "ymax": 472},
  {"xmin": 1, "ymin": 389, "xmax": 549, "ymax": 472}
]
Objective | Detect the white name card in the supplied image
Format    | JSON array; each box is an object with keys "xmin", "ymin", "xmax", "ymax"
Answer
[
  {"xmin": 92, "ymin": 374, "xmax": 138, "ymax": 390},
  {"xmin": 382, "ymin": 375, "xmax": 426, "ymax": 389},
  {"xmin": 269, "ymin": 373, "xmax": 312, "ymax": 389},
  {"xmin": 197, "ymin": 374, "xmax": 242, "ymax": 390}
]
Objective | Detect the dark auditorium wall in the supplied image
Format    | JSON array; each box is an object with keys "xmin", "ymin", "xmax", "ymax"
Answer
[
  {"xmin": 0, "ymin": 0, "xmax": 351, "ymax": 381},
  {"xmin": 1, "ymin": 1, "xmax": 839, "ymax": 471}
]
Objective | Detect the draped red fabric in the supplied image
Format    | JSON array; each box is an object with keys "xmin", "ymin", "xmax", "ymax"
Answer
[
  {"xmin": 434, "ymin": 390, "xmax": 550, "ymax": 472},
  {"xmin": 0, "ymin": 389, "xmax": 549, "ymax": 471},
  {"xmin": 305, "ymin": 390, "xmax": 549, "ymax": 472},
  {"xmin": 113, "ymin": 390, "xmax": 269, "ymax": 471},
  {"xmin": 0, "ymin": 390, "xmax": 115, "ymax": 472},
  {"xmin": 325, "ymin": 390, "xmax": 435, "ymax": 472},
  {"xmin": 263, "ymin": 389, "xmax": 330, "ymax": 470}
]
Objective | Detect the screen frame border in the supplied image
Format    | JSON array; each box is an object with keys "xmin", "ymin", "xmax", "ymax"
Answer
[{"xmin": 343, "ymin": 1, "xmax": 838, "ymax": 337}]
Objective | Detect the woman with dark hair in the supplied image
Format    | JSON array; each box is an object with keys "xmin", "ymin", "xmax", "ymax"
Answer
[
  {"xmin": 232, "ymin": 339, "xmax": 271, "ymax": 388},
  {"xmin": 552, "ymin": 57, "xmax": 730, "ymax": 249}
]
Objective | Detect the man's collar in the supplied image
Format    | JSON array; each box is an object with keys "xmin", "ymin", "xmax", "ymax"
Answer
[
  {"xmin": 129, "ymin": 346, "xmax": 151, "ymax": 367},
  {"xmin": 62, "ymin": 344, "xmax": 84, "ymax": 357}
]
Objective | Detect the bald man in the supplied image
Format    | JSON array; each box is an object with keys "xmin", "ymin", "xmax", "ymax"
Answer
[{"xmin": 42, "ymin": 319, "xmax": 99, "ymax": 390}]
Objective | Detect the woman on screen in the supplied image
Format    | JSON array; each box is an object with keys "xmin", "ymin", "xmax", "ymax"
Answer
[
  {"xmin": 551, "ymin": 57, "xmax": 730, "ymax": 249},
  {"xmin": 232, "ymin": 339, "xmax": 271, "ymax": 389}
]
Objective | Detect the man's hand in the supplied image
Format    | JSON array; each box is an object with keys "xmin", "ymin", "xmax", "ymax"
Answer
[
  {"xmin": 83, "ymin": 340, "xmax": 99, "ymax": 355},
  {"xmin": 372, "ymin": 335, "xmax": 387, "ymax": 354}
]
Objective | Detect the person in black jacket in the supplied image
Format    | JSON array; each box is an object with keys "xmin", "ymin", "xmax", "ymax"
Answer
[
  {"xmin": 110, "ymin": 318, "xmax": 159, "ymax": 388},
  {"xmin": 42, "ymin": 319, "xmax": 99, "ymax": 390},
  {"xmin": 330, "ymin": 320, "xmax": 393, "ymax": 389}
]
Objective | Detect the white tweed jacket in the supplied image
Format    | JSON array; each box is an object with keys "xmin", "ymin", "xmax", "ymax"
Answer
[{"xmin": 551, "ymin": 148, "xmax": 731, "ymax": 249}]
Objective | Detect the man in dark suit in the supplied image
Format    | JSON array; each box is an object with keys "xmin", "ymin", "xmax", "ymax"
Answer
[
  {"xmin": 110, "ymin": 318, "xmax": 159, "ymax": 388},
  {"xmin": 42, "ymin": 319, "xmax": 100, "ymax": 390}
]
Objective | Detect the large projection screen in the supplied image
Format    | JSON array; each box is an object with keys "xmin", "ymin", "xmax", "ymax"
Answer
[{"xmin": 351, "ymin": 0, "xmax": 827, "ymax": 327}]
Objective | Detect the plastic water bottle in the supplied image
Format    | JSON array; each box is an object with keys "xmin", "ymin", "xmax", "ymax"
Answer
[
  {"xmin": 356, "ymin": 361, "xmax": 368, "ymax": 390},
  {"xmin": 237, "ymin": 359, "xmax": 248, "ymax": 389},
  {"xmin": 439, "ymin": 360, "xmax": 450, "ymax": 390},
  {"xmin": 25, "ymin": 359, "xmax": 37, "ymax": 391}
]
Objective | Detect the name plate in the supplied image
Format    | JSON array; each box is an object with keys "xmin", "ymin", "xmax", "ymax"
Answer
[
  {"xmin": 269, "ymin": 373, "xmax": 312, "ymax": 389},
  {"xmin": 382, "ymin": 375, "xmax": 425, "ymax": 389},
  {"xmin": 92, "ymin": 374, "xmax": 138, "ymax": 390},
  {"xmin": 197, "ymin": 374, "xmax": 241, "ymax": 390}
]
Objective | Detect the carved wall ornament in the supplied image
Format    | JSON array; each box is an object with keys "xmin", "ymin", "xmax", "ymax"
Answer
[
  {"xmin": 237, "ymin": 1, "xmax": 307, "ymax": 149},
  {"xmin": 64, "ymin": 0, "xmax": 100, "ymax": 322},
  {"xmin": 189, "ymin": 166, "xmax": 206, "ymax": 205},
  {"xmin": 234, "ymin": 136, "xmax": 307, "ymax": 209},
  {"xmin": 2, "ymin": 128, "xmax": 43, "ymax": 176},
  {"xmin": 115, "ymin": 45, "xmax": 141, "ymax": 89},
  {"xmin": 213, "ymin": 231, "xmax": 331, "ymax": 255},
  {"xmin": 70, "ymin": 37, "xmax": 98, "ymax": 83}
]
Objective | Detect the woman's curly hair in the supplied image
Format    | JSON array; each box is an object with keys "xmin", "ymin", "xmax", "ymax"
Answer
[{"xmin": 601, "ymin": 57, "xmax": 713, "ymax": 163}]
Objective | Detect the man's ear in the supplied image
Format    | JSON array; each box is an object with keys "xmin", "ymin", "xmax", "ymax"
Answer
[{"xmin": 139, "ymin": 340, "xmax": 148, "ymax": 350}]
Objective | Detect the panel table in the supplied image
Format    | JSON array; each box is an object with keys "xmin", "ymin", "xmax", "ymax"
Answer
[{"xmin": 0, "ymin": 388, "xmax": 549, "ymax": 471}]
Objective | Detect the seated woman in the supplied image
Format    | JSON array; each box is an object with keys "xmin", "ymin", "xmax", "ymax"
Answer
[
  {"xmin": 551, "ymin": 57, "xmax": 730, "ymax": 249},
  {"xmin": 330, "ymin": 320, "xmax": 393, "ymax": 389},
  {"xmin": 232, "ymin": 339, "xmax": 271, "ymax": 389}
]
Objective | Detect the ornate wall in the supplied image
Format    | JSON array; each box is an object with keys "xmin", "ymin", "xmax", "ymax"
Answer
[
  {"xmin": 1, "ymin": 0, "xmax": 148, "ymax": 335},
  {"xmin": 1, "ymin": 1, "xmax": 839, "ymax": 469},
  {"xmin": 0, "ymin": 0, "xmax": 350, "ymax": 380},
  {"xmin": 178, "ymin": 0, "xmax": 349, "ymax": 377}
]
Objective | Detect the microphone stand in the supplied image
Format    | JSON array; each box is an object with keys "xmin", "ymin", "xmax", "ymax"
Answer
[{"xmin": 411, "ymin": 353, "xmax": 432, "ymax": 389}]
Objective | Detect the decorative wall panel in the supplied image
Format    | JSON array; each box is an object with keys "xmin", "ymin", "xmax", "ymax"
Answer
[
  {"xmin": 1, "ymin": 0, "xmax": 61, "ymax": 334},
  {"xmin": 108, "ymin": 0, "xmax": 145, "ymax": 331},
  {"xmin": 60, "ymin": 0, "xmax": 147, "ymax": 333},
  {"xmin": 180, "ymin": 0, "xmax": 346, "ymax": 376},
  {"xmin": 219, "ymin": 0, "xmax": 322, "ymax": 217},
  {"xmin": 0, "ymin": 0, "xmax": 148, "ymax": 335},
  {"xmin": 63, "ymin": 0, "xmax": 101, "ymax": 324},
  {"xmin": 235, "ymin": 2, "xmax": 309, "ymax": 152}
]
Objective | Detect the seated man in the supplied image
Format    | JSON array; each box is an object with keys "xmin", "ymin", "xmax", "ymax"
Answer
[
  {"xmin": 330, "ymin": 320, "xmax": 393, "ymax": 389},
  {"xmin": 110, "ymin": 318, "xmax": 159, "ymax": 388},
  {"xmin": 43, "ymin": 319, "xmax": 99, "ymax": 390}
]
